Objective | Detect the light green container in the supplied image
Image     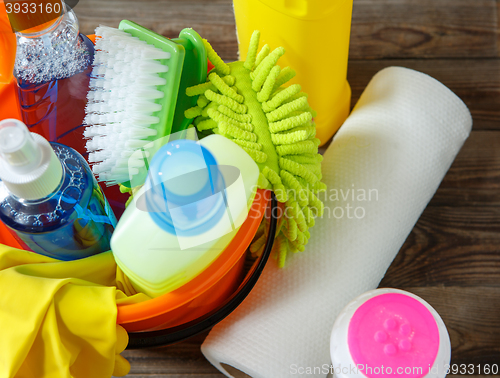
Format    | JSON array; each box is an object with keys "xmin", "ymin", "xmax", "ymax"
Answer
[{"xmin": 111, "ymin": 135, "xmax": 260, "ymax": 298}]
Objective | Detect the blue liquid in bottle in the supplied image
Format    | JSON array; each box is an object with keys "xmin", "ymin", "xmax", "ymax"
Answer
[{"xmin": 0, "ymin": 120, "xmax": 116, "ymax": 260}]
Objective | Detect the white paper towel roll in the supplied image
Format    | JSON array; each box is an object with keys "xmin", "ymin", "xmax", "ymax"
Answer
[{"xmin": 201, "ymin": 67, "xmax": 472, "ymax": 378}]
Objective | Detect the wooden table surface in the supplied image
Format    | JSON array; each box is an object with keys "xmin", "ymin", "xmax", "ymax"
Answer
[{"xmin": 75, "ymin": 0, "xmax": 500, "ymax": 376}]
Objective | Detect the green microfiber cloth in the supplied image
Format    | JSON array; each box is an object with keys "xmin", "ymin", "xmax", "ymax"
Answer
[{"xmin": 185, "ymin": 31, "xmax": 326, "ymax": 267}]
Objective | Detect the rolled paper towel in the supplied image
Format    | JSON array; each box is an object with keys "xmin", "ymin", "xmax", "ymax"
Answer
[{"xmin": 201, "ymin": 66, "xmax": 472, "ymax": 378}]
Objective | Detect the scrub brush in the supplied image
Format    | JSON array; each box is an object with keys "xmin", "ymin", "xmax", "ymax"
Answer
[
  {"xmin": 184, "ymin": 31, "xmax": 326, "ymax": 266},
  {"xmin": 84, "ymin": 21, "xmax": 207, "ymax": 187}
]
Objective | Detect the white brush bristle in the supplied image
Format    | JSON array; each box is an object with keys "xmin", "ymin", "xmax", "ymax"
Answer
[{"xmin": 85, "ymin": 25, "xmax": 170, "ymax": 185}]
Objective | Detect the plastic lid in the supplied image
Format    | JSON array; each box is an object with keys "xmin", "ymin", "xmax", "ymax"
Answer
[
  {"xmin": 347, "ymin": 293, "xmax": 440, "ymax": 378},
  {"xmin": 0, "ymin": 119, "xmax": 63, "ymax": 200},
  {"xmin": 143, "ymin": 139, "xmax": 226, "ymax": 237}
]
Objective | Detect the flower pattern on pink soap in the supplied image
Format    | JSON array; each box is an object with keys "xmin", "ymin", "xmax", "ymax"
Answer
[{"xmin": 348, "ymin": 293, "xmax": 440, "ymax": 378}]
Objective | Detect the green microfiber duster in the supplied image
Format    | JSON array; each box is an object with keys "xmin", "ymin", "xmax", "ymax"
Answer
[{"xmin": 185, "ymin": 31, "xmax": 326, "ymax": 266}]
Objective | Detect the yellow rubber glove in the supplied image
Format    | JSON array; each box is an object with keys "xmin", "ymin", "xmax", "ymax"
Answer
[{"xmin": 0, "ymin": 245, "xmax": 131, "ymax": 378}]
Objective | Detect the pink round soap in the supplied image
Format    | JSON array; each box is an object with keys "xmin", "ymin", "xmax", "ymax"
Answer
[{"xmin": 348, "ymin": 293, "xmax": 439, "ymax": 378}]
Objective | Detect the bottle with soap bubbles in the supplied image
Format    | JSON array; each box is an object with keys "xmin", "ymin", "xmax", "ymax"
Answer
[{"xmin": 13, "ymin": 0, "xmax": 94, "ymax": 157}]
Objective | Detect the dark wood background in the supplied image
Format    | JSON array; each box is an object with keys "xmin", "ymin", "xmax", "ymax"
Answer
[{"xmin": 75, "ymin": 0, "xmax": 500, "ymax": 376}]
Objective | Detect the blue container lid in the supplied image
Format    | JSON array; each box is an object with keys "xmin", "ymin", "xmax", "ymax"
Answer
[{"xmin": 145, "ymin": 139, "xmax": 226, "ymax": 237}]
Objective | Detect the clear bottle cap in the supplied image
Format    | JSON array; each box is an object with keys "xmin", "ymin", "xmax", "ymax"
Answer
[
  {"xmin": 0, "ymin": 119, "xmax": 42, "ymax": 173},
  {"xmin": 0, "ymin": 119, "xmax": 63, "ymax": 200}
]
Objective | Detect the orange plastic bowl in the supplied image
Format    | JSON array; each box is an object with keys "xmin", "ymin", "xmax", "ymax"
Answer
[{"xmin": 117, "ymin": 189, "xmax": 272, "ymax": 333}]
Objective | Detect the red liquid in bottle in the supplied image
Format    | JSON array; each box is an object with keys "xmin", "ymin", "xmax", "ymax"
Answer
[{"xmin": 17, "ymin": 34, "xmax": 128, "ymax": 218}]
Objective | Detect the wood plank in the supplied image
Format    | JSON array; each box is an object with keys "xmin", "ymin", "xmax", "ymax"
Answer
[
  {"xmin": 498, "ymin": 0, "xmax": 500, "ymax": 58},
  {"xmin": 431, "ymin": 131, "xmax": 500, "ymax": 207},
  {"xmin": 349, "ymin": 0, "xmax": 499, "ymax": 59},
  {"xmin": 121, "ymin": 332, "xmax": 222, "ymax": 376},
  {"xmin": 347, "ymin": 59, "xmax": 500, "ymax": 131},
  {"xmin": 380, "ymin": 204, "xmax": 500, "ymax": 288},
  {"xmin": 75, "ymin": 0, "xmax": 499, "ymax": 61},
  {"xmin": 76, "ymin": 0, "xmax": 238, "ymax": 61}
]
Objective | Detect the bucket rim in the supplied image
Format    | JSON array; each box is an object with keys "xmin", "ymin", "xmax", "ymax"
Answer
[
  {"xmin": 126, "ymin": 191, "xmax": 278, "ymax": 348},
  {"xmin": 117, "ymin": 189, "xmax": 271, "ymax": 324}
]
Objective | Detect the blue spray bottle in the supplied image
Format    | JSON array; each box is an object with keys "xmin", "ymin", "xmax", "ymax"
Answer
[{"xmin": 0, "ymin": 119, "xmax": 117, "ymax": 260}]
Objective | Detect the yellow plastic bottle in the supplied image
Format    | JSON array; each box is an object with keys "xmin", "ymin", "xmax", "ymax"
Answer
[{"xmin": 233, "ymin": 0, "xmax": 354, "ymax": 146}]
